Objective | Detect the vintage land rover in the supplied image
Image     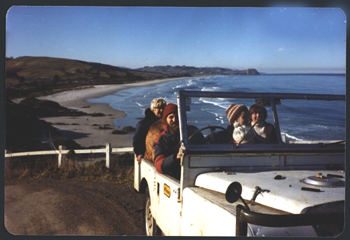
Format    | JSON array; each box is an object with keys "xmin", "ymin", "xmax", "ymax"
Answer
[{"xmin": 134, "ymin": 90, "xmax": 345, "ymax": 237}]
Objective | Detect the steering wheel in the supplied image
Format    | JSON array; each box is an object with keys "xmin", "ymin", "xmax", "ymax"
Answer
[{"xmin": 188, "ymin": 125, "xmax": 231, "ymax": 142}]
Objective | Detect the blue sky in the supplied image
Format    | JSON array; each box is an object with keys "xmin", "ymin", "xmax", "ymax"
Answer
[{"xmin": 6, "ymin": 6, "xmax": 346, "ymax": 73}]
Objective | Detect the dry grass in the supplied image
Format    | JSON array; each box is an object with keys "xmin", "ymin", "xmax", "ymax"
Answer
[{"xmin": 5, "ymin": 153, "xmax": 135, "ymax": 188}]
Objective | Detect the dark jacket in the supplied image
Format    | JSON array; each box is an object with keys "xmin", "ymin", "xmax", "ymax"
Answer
[
  {"xmin": 154, "ymin": 125, "xmax": 181, "ymax": 179},
  {"xmin": 255, "ymin": 122, "xmax": 278, "ymax": 144},
  {"xmin": 133, "ymin": 108, "xmax": 160, "ymax": 156}
]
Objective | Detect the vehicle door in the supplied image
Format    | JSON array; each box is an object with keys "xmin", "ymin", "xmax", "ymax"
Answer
[{"xmin": 151, "ymin": 172, "xmax": 182, "ymax": 235}]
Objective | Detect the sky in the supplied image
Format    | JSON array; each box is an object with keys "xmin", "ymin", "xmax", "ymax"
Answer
[{"xmin": 5, "ymin": 6, "xmax": 347, "ymax": 74}]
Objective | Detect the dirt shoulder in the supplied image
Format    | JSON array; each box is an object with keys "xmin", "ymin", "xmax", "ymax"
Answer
[{"xmin": 4, "ymin": 179, "xmax": 145, "ymax": 236}]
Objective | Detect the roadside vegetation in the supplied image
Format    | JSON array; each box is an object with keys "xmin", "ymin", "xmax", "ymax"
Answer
[{"xmin": 4, "ymin": 153, "xmax": 135, "ymax": 188}]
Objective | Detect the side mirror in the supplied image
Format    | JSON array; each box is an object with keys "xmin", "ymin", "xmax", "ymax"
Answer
[{"xmin": 225, "ymin": 182, "xmax": 242, "ymax": 203}]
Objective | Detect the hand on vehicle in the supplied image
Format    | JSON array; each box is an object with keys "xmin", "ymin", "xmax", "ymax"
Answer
[
  {"xmin": 176, "ymin": 146, "xmax": 183, "ymax": 159},
  {"xmin": 137, "ymin": 154, "xmax": 143, "ymax": 163}
]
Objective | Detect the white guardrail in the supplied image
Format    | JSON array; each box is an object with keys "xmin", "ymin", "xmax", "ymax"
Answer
[{"xmin": 4, "ymin": 143, "xmax": 134, "ymax": 168}]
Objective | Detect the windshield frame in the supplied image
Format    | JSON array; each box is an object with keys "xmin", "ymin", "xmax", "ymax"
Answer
[{"xmin": 177, "ymin": 90, "xmax": 345, "ymax": 153}]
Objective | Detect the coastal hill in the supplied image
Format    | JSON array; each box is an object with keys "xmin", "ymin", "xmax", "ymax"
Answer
[
  {"xmin": 5, "ymin": 56, "xmax": 169, "ymax": 85},
  {"xmin": 5, "ymin": 56, "xmax": 169, "ymax": 98},
  {"xmin": 136, "ymin": 65, "xmax": 259, "ymax": 76},
  {"xmin": 5, "ymin": 56, "xmax": 259, "ymax": 98}
]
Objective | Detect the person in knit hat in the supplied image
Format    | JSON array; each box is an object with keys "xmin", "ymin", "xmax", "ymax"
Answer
[
  {"xmin": 162, "ymin": 103, "xmax": 178, "ymax": 124},
  {"xmin": 133, "ymin": 98, "xmax": 166, "ymax": 163},
  {"xmin": 226, "ymin": 104, "xmax": 256, "ymax": 144},
  {"xmin": 249, "ymin": 104, "xmax": 277, "ymax": 144},
  {"xmin": 154, "ymin": 103, "xmax": 182, "ymax": 179},
  {"xmin": 226, "ymin": 104, "xmax": 250, "ymax": 126}
]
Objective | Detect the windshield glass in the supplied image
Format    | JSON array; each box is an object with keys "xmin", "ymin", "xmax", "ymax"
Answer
[
  {"xmin": 277, "ymin": 99, "xmax": 345, "ymax": 142},
  {"xmin": 179, "ymin": 92, "xmax": 345, "ymax": 147}
]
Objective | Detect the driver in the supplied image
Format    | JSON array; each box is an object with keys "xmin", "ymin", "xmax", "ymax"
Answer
[
  {"xmin": 249, "ymin": 104, "xmax": 277, "ymax": 144},
  {"xmin": 154, "ymin": 103, "xmax": 182, "ymax": 179}
]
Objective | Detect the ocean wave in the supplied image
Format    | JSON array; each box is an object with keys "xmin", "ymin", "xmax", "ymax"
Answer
[
  {"xmin": 283, "ymin": 133, "xmax": 304, "ymax": 141},
  {"xmin": 133, "ymin": 101, "xmax": 143, "ymax": 108},
  {"xmin": 216, "ymin": 118, "xmax": 225, "ymax": 124},
  {"xmin": 172, "ymin": 78, "xmax": 200, "ymax": 90},
  {"xmin": 310, "ymin": 124, "xmax": 330, "ymax": 130},
  {"xmin": 199, "ymin": 98, "xmax": 230, "ymax": 110},
  {"xmin": 201, "ymin": 86, "xmax": 221, "ymax": 91}
]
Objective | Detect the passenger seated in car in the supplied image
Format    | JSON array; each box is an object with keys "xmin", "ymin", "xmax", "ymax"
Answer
[
  {"xmin": 226, "ymin": 103, "xmax": 250, "ymax": 126},
  {"xmin": 133, "ymin": 98, "xmax": 166, "ymax": 163},
  {"xmin": 249, "ymin": 104, "xmax": 278, "ymax": 144},
  {"xmin": 154, "ymin": 103, "xmax": 182, "ymax": 179},
  {"xmin": 153, "ymin": 103, "xmax": 206, "ymax": 179},
  {"xmin": 144, "ymin": 120, "xmax": 204, "ymax": 162},
  {"xmin": 144, "ymin": 118, "xmax": 164, "ymax": 162},
  {"xmin": 202, "ymin": 104, "xmax": 251, "ymax": 144},
  {"xmin": 226, "ymin": 104, "xmax": 257, "ymax": 144}
]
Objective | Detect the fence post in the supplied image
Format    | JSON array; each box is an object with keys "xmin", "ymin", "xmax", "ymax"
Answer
[
  {"xmin": 106, "ymin": 143, "xmax": 111, "ymax": 168},
  {"xmin": 5, "ymin": 150, "xmax": 10, "ymax": 170},
  {"xmin": 58, "ymin": 145, "xmax": 66, "ymax": 167}
]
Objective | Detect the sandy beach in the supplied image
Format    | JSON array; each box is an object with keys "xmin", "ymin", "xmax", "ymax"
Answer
[{"xmin": 37, "ymin": 78, "xmax": 184, "ymax": 149}]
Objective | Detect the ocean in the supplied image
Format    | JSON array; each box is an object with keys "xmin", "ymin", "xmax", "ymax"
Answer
[{"xmin": 87, "ymin": 74, "xmax": 346, "ymax": 141}]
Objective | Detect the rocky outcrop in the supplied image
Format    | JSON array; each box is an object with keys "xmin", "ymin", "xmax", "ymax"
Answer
[
  {"xmin": 111, "ymin": 126, "xmax": 136, "ymax": 135},
  {"xmin": 245, "ymin": 68, "xmax": 260, "ymax": 75},
  {"xmin": 19, "ymin": 97, "xmax": 87, "ymax": 117},
  {"xmin": 231, "ymin": 68, "xmax": 260, "ymax": 75},
  {"xmin": 5, "ymin": 97, "xmax": 85, "ymax": 151}
]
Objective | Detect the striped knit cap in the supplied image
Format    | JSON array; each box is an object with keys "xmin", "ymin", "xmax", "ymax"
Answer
[{"xmin": 226, "ymin": 104, "xmax": 248, "ymax": 124}]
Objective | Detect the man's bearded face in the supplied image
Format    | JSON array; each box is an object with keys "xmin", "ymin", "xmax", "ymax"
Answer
[{"xmin": 166, "ymin": 113, "xmax": 179, "ymax": 134}]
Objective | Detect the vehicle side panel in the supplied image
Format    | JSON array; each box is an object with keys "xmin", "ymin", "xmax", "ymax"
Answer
[
  {"xmin": 181, "ymin": 187, "xmax": 318, "ymax": 237},
  {"xmin": 181, "ymin": 187, "xmax": 237, "ymax": 236},
  {"xmin": 136, "ymin": 156, "xmax": 181, "ymax": 235},
  {"xmin": 151, "ymin": 173, "xmax": 181, "ymax": 235}
]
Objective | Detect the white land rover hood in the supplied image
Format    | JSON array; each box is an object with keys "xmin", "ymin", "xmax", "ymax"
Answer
[{"xmin": 195, "ymin": 170, "xmax": 345, "ymax": 214}]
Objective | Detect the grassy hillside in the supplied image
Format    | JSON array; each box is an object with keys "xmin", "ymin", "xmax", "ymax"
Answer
[
  {"xmin": 5, "ymin": 56, "xmax": 176, "ymax": 98},
  {"xmin": 5, "ymin": 56, "xmax": 168, "ymax": 83},
  {"xmin": 5, "ymin": 56, "xmax": 259, "ymax": 98}
]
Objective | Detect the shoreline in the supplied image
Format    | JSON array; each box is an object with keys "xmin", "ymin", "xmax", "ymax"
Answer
[{"xmin": 37, "ymin": 77, "xmax": 187, "ymax": 148}]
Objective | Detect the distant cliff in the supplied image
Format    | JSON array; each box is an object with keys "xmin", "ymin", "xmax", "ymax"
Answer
[
  {"xmin": 136, "ymin": 65, "xmax": 260, "ymax": 76},
  {"xmin": 234, "ymin": 68, "xmax": 260, "ymax": 75}
]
